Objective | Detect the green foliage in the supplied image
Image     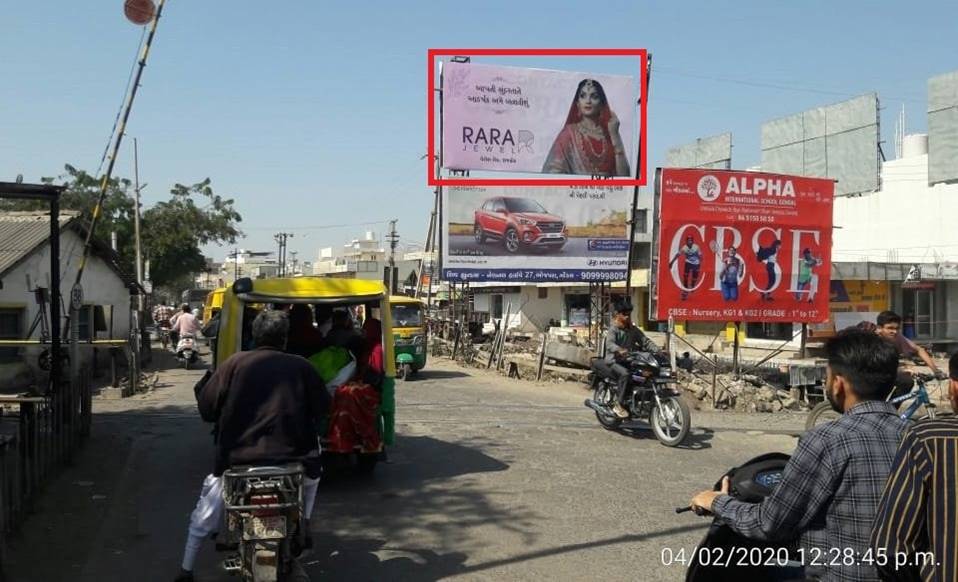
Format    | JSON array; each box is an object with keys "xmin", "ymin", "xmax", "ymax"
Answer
[
  {"xmin": 142, "ymin": 178, "xmax": 242, "ymax": 287},
  {"xmin": 1, "ymin": 165, "xmax": 242, "ymax": 289}
]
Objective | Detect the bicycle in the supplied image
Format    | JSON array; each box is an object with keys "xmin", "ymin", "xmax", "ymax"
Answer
[{"xmin": 805, "ymin": 372, "xmax": 941, "ymax": 430}]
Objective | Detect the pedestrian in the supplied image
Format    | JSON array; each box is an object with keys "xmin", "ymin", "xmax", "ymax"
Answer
[
  {"xmin": 870, "ymin": 351, "xmax": 958, "ymax": 582},
  {"xmin": 689, "ymin": 329, "xmax": 905, "ymax": 581}
]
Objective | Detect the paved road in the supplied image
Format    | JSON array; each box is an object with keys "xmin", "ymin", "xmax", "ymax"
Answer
[
  {"xmin": 449, "ymin": 234, "xmax": 623, "ymax": 258},
  {"xmin": 6, "ymin": 350, "xmax": 808, "ymax": 581}
]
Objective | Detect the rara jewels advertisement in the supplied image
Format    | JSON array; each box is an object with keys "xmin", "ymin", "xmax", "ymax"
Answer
[{"xmin": 441, "ymin": 61, "xmax": 636, "ymax": 177}]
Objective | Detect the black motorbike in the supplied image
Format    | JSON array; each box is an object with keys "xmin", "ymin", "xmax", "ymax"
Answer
[
  {"xmin": 585, "ymin": 352, "xmax": 691, "ymax": 446},
  {"xmin": 677, "ymin": 452, "xmax": 803, "ymax": 582}
]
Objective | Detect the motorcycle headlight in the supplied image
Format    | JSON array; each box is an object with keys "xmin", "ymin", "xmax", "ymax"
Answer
[{"xmin": 412, "ymin": 335, "xmax": 424, "ymax": 345}]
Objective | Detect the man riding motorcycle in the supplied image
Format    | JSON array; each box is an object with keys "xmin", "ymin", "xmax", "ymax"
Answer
[
  {"xmin": 600, "ymin": 300, "xmax": 664, "ymax": 418},
  {"xmin": 174, "ymin": 310, "xmax": 331, "ymax": 582}
]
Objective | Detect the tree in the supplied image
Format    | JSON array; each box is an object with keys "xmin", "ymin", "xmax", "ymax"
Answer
[
  {"xmin": 142, "ymin": 178, "xmax": 242, "ymax": 289},
  {"xmin": 1, "ymin": 165, "xmax": 242, "ymax": 289}
]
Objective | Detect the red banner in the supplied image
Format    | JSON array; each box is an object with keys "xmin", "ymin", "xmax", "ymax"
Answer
[{"xmin": 654, "ymin": 168, "xmax": 834, "ymax": 323}]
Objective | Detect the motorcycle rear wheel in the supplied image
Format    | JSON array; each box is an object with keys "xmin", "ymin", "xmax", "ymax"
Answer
[
  {"xmin": 650, "ymin": 397, "xmax": 690, "ymax": 446},
  {"xmin": 592, "ymin": 382, "xmax": 623, "ymax": 430}
]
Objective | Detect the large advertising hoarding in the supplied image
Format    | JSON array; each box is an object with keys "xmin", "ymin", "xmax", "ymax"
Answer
[
  {"xmin": 442, "ymin": 185, "xmax": 629, "ymax": 282},
  {"xmin": 441, "ymin": 61, "xmax": 636, "ymax": 177},
  {"xmin": 665, "ymin": 132, "xmax": 732, "ymax": 170},
  {"xmin": 761, "ymin": 94, "xmax": 879, "ymax": 197},
  {"xmin": 653, "ymin": 168, "xmax": 834, "ymax": 323},
  {"xmin": 928, "ymin": 71, "xmax": 958, "ymax": 186}
]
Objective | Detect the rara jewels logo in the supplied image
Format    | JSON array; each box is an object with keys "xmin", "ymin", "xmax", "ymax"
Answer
[
  {"xmin": 696, "ymin": 175, "xmax": 721, "ymax": 202},
  {"xmin": 461, "ymin": 127, "xmax": 535, "ymax": 154}
]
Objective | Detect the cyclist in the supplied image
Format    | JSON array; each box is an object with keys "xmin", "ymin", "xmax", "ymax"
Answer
[{"xmin": 857, "ymin": 310, "xmax": 945, "ymax": 396}]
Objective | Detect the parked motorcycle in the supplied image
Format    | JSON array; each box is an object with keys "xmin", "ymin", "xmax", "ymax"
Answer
[
  {"xmin": 175, "ymin": 333, "xmax": 199, "ymax": 369},
  {"xmin": 585, "ymin": 352, "xmax": 691, "ymax": 446},
  {"xmin": 676, "ymin": 453, "xmax": 800, "ymax": 582},
  {"xmin": 221, "ymin": 464, "xmax": 308, "ymax": 582}
]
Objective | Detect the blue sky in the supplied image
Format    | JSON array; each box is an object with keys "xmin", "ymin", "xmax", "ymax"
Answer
[{"xmin": 1, "ymin": 1, "xmax": 955, "ymax": 265}]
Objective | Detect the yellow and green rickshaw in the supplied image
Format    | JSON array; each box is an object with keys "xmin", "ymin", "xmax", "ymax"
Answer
[
  {"xmin": 390, "ymin": 295, "xmax": 426, "ymax": 380},
  {"xmin": 216, "ymin": 277, "xmax": 396, "ymax": 472},
  {"xmin": 202, "ymin": 286, "xmax": 226, "ymax": 324}
]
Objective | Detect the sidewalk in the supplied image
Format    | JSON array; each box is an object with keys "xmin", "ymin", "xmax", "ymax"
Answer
[{"xmin": 5, "ymin": 347, "xmax": 218, "ymax": 582}]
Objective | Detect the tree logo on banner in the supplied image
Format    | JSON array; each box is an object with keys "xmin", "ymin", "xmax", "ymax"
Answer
[{"xmin": 697, "ymin": 175, "xmax": 721, "ymax": 202}]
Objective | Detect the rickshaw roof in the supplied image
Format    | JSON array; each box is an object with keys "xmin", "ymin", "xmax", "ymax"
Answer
[
  {"xmin": 389, "ymin": 295, "xmax": 424, "ymax": 305},
  {"xmin": 231, "ymin": 277, "xmax": 388, "ymax": 303}
]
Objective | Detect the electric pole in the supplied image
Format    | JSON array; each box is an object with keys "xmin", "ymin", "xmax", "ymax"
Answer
[
  {"xmin": 386, "ymin": 219, "xmax": 399, "ymax": 294},
  {"xmin": 274, "ymin": 232, "xmax": 294, "ymax": 277}
]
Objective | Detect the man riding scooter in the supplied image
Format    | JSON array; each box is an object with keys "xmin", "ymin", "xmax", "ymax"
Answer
[{"xmin": 600, "ymin": 300, "xmax": 664, "ymax": 418}]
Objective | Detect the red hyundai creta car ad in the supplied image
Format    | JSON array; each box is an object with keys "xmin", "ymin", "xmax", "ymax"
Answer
[{"xmin": 473, "ymin": 197, "xmax": 567, "ymax": 253}]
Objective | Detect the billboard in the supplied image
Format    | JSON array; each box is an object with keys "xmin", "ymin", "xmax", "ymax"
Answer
[
  {"xmin": 653, "ymin": 168, "xmax": 834, "ymax": 323},
  {"xmin": 442, "ymin": 185, "xmax": 629, "ymax": 282},
  {"xmin": 665, "ymin": 132, "xmax": 732, "ymax": 170},
  {"xmin": 928, "ymin": 71, "xmax": 958, "ymax": 185},
  {"xmin": 761, "ymin": 94, "xmax": 879, "ymax": 196},
  {"xmin": 441, "ymin": 61, "xmax": 636, "ymax": 177}
]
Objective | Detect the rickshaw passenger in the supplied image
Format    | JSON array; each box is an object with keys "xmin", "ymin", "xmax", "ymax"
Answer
[
  {"xmin": 326, "ymin": 309, "xmax": 364, "ymax": 355},
  {"xmin": 287, "ymin": 304, "xmax": 325, "ymax": 358}
]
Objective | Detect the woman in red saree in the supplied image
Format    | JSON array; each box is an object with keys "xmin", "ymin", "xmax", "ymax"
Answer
[
  {"xmin": 541, "ymin": 79, "xmax": 631, "ymax": 177},
  {"xmin": 324, "ymin": 318, "xmax": 384, "ymax": 454}
]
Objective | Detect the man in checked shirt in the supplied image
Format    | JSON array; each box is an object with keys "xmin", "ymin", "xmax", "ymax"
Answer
[
  {"xmin": 870, "ymin": 351, "xmax": 958, "ymax": 582},
  {"xmin": 690, "ymin": 329, "xmax": 905, "ymax": 581}
]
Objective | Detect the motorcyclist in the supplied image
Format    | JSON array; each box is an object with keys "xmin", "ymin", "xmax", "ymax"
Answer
[
  {"xmin": 174, "ymin": 310, "xmax": 331, "ymax": 582},
  {"xmin": 602, "ymin": 300, "xmax": 663, "ymax": 418},
  {"xmin": 171, "ymin": 304, "xmax": 201, "ymax": 355},
  {"xmin": 153, "ymin": 301, "xmax": 175, "ymax": 349}
]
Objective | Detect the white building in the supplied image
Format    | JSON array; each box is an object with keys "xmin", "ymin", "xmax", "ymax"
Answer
[
  {"xmin": 0, "ymin": 212, "xmax": 135, "ymax": 390},
  {"xmin": 313, "ymin": 232, "xmax": 420, "ymax": 287},
  {"xmin": 830, "ymin": 133, "xmax": 958, "ymax": 344}
]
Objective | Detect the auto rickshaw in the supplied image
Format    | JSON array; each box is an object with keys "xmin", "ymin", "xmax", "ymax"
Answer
[
  {"xmin": 390, "ymin": 295, "xmax": 426, "ymax": 380},
  {"xmin": 202, "ymin": 286, "xmax": 226, "ymax": 324},
  {"xmin": 216, "ymin": 277, "xmax": 396, "ymax": 473}
]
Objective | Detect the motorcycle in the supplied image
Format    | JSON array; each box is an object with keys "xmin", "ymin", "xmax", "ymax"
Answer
[
  {"xmin": 585, "ymin": 351, "xmax": 691, "ymax": 446},
  {"xmin": 175, "ymin": 333, "xmax": 199, "ymax": 369},
  {"xmin": 676, "ymin": 453, "xmax": 801, "ymax": 582},
  {"xmin": 221, "ymin": 464, "xmax": 308, "ymax": 582}
]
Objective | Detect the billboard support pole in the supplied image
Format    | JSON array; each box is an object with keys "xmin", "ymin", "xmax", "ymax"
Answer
[
  {"xmin": 625, "ymin": 53, "xmax": 652, "ymax": 299},
  {"xmin": 800, "ymin": 323, "xmax": 808, "ymax": 359},
  {"xmin": 732, "ymin": 321, "xmax": 741, "ymax": 378}
]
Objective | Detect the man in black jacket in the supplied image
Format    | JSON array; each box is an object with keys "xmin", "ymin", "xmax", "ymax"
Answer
[{"xmin": 175, "ymin": 310, "xmax": 330, "ymax": 582}]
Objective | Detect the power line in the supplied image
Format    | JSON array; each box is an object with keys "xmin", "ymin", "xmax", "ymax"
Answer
[
  {"xmin": 655, "ymin": 66, "xmax": 926, "ymax": 104},
  {"xmin": 241, "ymin": 219, "xmax": 391, "ymax": 231}
]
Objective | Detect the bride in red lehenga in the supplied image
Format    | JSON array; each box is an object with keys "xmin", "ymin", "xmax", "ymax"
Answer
[
  {"xmin": 324, "ymin": 318, "xmax": 384, "ymax": 454},
  {"xmin": 541, "ymin": 78, "xmax": 631, "ymax": 177}
]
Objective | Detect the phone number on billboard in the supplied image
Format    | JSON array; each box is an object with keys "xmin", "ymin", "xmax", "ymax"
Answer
[{"xmin": 579, "ymin": 271, "xmax": 625, "ymax": 281}]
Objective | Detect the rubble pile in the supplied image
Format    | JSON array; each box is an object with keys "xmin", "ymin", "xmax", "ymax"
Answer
[{"xmin": 679, "ymin": 369, "xmax": 807, "ymax": 413}]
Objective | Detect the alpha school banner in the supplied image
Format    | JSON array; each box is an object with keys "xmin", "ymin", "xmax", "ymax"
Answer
[
  {"xmin": 653, "ymin": 168, "xmax": 834, "ymax": 323},
  {"xmin": 441, "ymin": 62, "xmax": 636, "ymax": 176},
  {"xmin": 442, "ymin": 185, "xmax": 630, "ymax": 282}
]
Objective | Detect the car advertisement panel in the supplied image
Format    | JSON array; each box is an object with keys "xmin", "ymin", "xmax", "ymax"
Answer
[
  {"xmin": 442, "ymin": 185, "xmax": 630, "ymax": 282},
  {"xmin": 653, "ymin": 168, "xmax": 834, "ymax": 323},
  {"xmin": 441, "ymin": 61, "xmax": 636, "ymax": 176}
]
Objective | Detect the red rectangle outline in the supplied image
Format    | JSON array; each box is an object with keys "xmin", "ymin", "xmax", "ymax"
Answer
[{"xmin": 428, "ymin": 48, "xmax": 648, "ymax": 187}]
